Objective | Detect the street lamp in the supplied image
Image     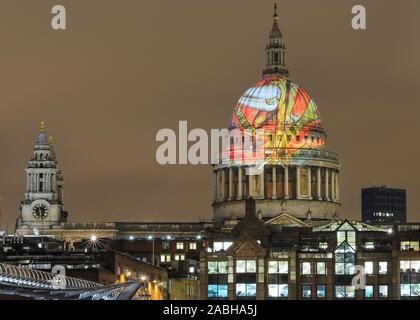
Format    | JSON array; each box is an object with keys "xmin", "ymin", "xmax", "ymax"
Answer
[{"xmin": 148, "ymin": 235, "xmax": 155, "ymax": 265}]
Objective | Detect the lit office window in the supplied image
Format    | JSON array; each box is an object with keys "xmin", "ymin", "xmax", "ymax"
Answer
[
  {"xmin": 268, "ymin": 284, "xmax": 288, "ymax": 298},
  {"xmin": 364, "ymin": 261, "xmax": 374, "ymax": 275},
  {"xmin": 335, "ymin": 286, "xmax": 355, "ymax": 299},
  {"xmin": 208, "ymin": 285, "xmax": 228, "ymax": 298},
  {"xmin": 364, "ymin": 241, "xmax": 374, "ymax": 249},
  {"xmin": 337, "ymin": 231, "xmax": 355, "ymax": 247},
  {"xmin": 213, "ymin": 241, "xmax": 233, "ymax": 252},
  {"xmin": 301, "ymin": 285, "xmax": 312, "ymax": 299},
  {"xmin": 208, "ymin": 261, "xmax": 228, "ymax": 274},
  {"xmin": 236, "ymin": 283, "xmax": 256, "ymax": 297},
  {"xmin": 400, "ymin": 241, "xmax": 419, "ymax": 251},
  {"xmin": 268, "ymin": 260, "xmax": 288, "ymax": 274},
  {"xmin": 174, "ymin": 254, "xmax": 185, "ymax": 261},
  {"xmin": 347, "ymin": 231, "xmax": 356, "ymax": 249},
  {"xmin": 301, "ymin": 262, "xmax": 312, "ymax": 275},
  {"xmin": 189, "ymin": 242, "xmax": 197, "ymax": 250},
  {"xmin": 176, "ymin": 242, "xmax": 184, "ymax": 250},
  {"xmin": 335, "ymin": 242, "xmax": 355, "ymax": 275},
  {"xmin": 337, "ymin": 231, "xmax": 346, "ymax": 245},
  {"xmin": 379, "ymin": 285, "xmax": 389, "ymax": 298},
  {"xmin": 319, "ymin": 242, "xmax": 328, "ymax": 250},
  {"xmin": 160, "ymin": 254, "xmax": 171, "ymax": 262},
  {"xmin": 400, "ymin": 261, "xmax": 420, "ymax": 298},
  {"xmin": 236, "ymin": 260, "xmax": 256, "ymax": 273},
  {"xmin": 316, "ymin": 285, "xmax": 326, "ymax": 298},
  {"xmin": 316, "ymin": 262, "xmax": 326, "ymax": 275},
  {"xmin": 365, "ymin": 285, "xmax": 374, "ymax": 299},
  {"xmin": 379, "ymin": 261, "xmax": 388, "ymax": 274}
]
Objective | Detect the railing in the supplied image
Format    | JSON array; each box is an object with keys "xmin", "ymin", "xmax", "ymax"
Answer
[
  {"xmin": 217, "ymin": 147, "xmax": 339, "ymax": 165},
  {"xmin": 0, "ymin": 263, "xmax": 102, "ymax": 290}
]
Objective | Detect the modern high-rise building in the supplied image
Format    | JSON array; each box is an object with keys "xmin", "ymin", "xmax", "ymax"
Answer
[{"xmin": 361, "ymin": 186, "xmax": 407, "ymax": 224}]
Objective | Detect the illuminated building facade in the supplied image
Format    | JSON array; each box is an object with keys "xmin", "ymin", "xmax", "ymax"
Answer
[
  {"xmin": 362, "ymin": 186, "xmax": 407, "ymax": 224},
  {"xmin": 201, "ymin": 198, "xmax": 420, "ymax": 300},
  {"xmin": 213, "ymin": 5, "xmax": 340, "ymax": 226}
]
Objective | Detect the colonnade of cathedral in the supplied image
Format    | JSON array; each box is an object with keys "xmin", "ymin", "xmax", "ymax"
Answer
[{"xmin": 214, "ymin": 165, "xmax": 339, "ymax": 203}]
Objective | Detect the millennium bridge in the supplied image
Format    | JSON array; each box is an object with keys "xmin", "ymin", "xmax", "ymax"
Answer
[{"xmin": 0, "ymin": 263, "xmax": 145, "ymax": 300}]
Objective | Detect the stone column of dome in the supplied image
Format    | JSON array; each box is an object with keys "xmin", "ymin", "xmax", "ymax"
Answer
[
  {"xmin": 237, "ymin": 167, "xmax": 243, "ymax": 200},
  {"xmin": 307, "ymin": 167, "xmax": 312, "ymax": 200},
  {"xmin": 284, "ymin": 165, "xmax": 289, "ymax": 199},
  {"xmin": 228, "ymin": 168, "xmax": 233, "ymax": 201},
  {"xmin": 259, "ymin": 172, "xmax": 264, "ymax": 199},
  {"xmin": 296, "ymin": 166, "xmax": 301, "ymax": 199},
  {"xmin": 221, "ymin": 169, "xmax": 226, "ymax": 201},
  {"xmin": 325, "ymin": 168, "xmax": 330, "ymax": 201},
  {"xmin": 317, "ymin": 167, "xmax": 322, "ymax": 200},
  {"xmin": 272, "ymin": 166, "xmax": 277, "ymax": 200},
  {"xmin": 331, "ymin": 171, "xmax": 336, "ymax": 202}
]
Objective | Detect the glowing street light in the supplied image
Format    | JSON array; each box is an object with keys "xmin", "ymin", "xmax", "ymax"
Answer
[
  {"xmin": 148, "ymin": 235, "xmax": 155, "ymax": 265},
  {"xmin": 90, "ymin": 235, "xmax": 97, "ymax": 242}
]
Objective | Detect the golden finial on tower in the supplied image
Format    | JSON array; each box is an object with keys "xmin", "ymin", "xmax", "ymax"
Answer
[
  {"xmin": 40, "ymin": 121, "xmax": 45, "ymax": 133},
  {"xmin": 48, "ymin": 136, "xmax": 53, "ymax": 145}
]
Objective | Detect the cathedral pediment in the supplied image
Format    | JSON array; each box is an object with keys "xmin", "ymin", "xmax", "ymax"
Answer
[{"xmin": 265, "ymin": 212, "xmax": 311, "ymax": 228}]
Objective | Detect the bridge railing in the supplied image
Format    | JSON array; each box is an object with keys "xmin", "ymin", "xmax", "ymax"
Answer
[{"xmin": 0, "ymin": 263, "xmax": 102, "ymax": 290}]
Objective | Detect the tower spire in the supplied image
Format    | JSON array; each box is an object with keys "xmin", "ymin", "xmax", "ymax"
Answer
[
  {"xmin": 273, "ymin": 3, "xmax": 279, "ymax": 24},
  {"xmin": 262, "ymin": 3, "xmax": 289, "ymax": 78},
  {"xmin": 40, "ymin": 121, "xmax": 45, "ymax": 133}
]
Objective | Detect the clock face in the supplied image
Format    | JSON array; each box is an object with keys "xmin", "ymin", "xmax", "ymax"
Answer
[{"xmin": 32, "ymin": 203, "xmax": 49, "ymax": 220}]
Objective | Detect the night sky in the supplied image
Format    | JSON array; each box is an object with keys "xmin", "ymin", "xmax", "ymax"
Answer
[{"xmin": 0, "ymin": 0, "xmax": 419, "ymax": 231}]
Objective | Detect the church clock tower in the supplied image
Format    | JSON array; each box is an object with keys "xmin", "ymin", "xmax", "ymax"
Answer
[{"xmin": 16, "ymin": 122, "xmax": 68, "ymax": 235}]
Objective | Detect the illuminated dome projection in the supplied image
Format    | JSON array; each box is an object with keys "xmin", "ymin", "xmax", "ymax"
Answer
[
  {"xmin": 228, "ymin": 75, "xmax": 326, "ymax": 163},
  {"xmin": 212, "ymin": 6, "xmax": 340, "ymax": 226}
]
